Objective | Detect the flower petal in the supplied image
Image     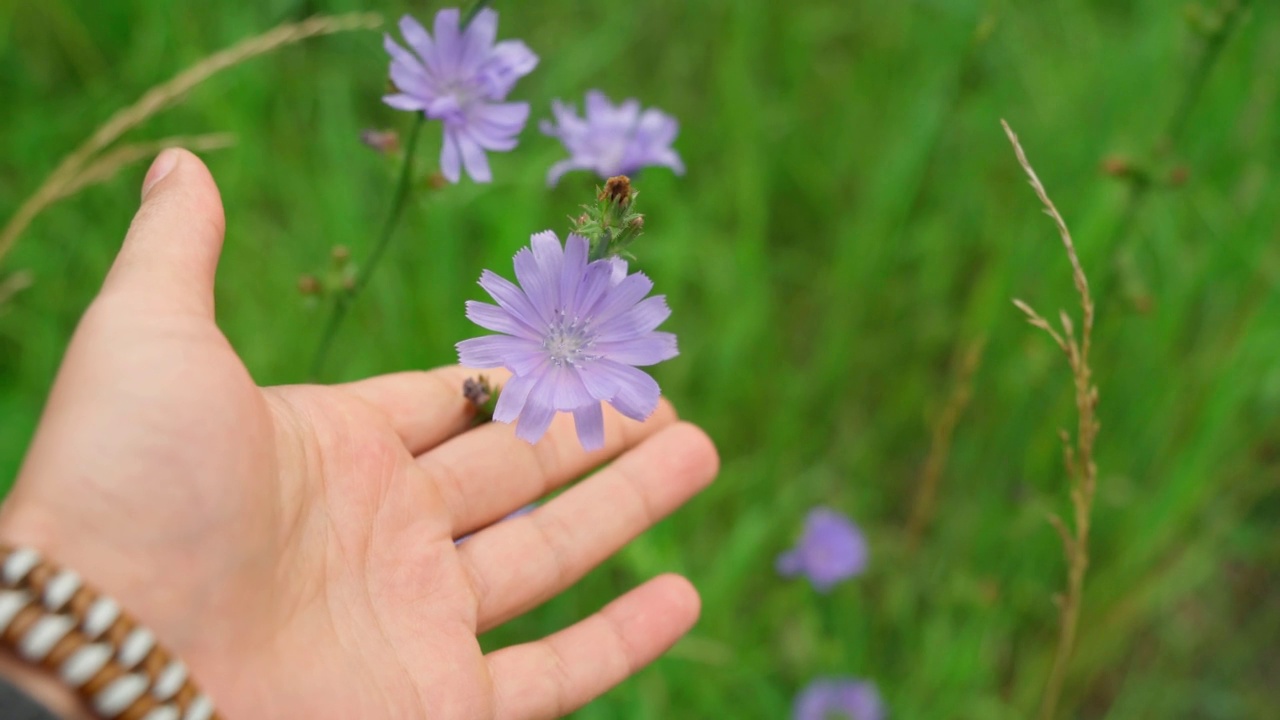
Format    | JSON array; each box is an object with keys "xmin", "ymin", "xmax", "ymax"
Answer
[
  {"xmin": 775, "ymin": 550, "xmax": 804, "ymax": 577},
  {"xmin": 515, "ymin": 373, "xmax": 557, "ymax": 444},
  {"xmin": 593, "ymin": 295, "xmax": 671, "ymax": 341},
  {"xmin": 569, "ymin": 258, "xmax": 616, "ymax": 318},
  {"xmin": 594, "ymin": 332, "xmax": 678, "ymax": 366},
  {"xmin": 481, "ymin": 40, "xmax": 538, "ymax": 97},
  {"xmin": 578, "ymin": 359, "xmax": 661, "ymax": 421},
  {"xmin": 513, "ymin": 249, "xmax": 556, "ymax": 324},
  {"xmin": 457, "ymin": 131, "xmax": 492, "ymax": 183},
  {"xmin": 432, "ymin": 8, "xmax": 462, "ymax": 76},
  {"xmin": 397, "ymin": 15, "xmax": 438, "ymax": 74},
  {"xmin": 385, "ymin": 34, "xmax": 427, "ymax": 79},
  {"xmin": 458, "ymin": 8, "xmax": 498, "ymax": 71},
  {"xmin": 478, "ymin": 269, "xmax": 544, "ymax": 331},
  {"xmin": 440, "ymin": 129, "xmax": 462, "ymax": 183},
  {"xmin": 559, "ymin": 233, "xmax": 589, "ymax": 314},
  {"xmin": 586, "ymin": 271, "xmax": 654, "ymax": 323},
  {"xmin": 551, "ymin": 364, "xmax": 595, "ymax": 410},
  {"xmin": 465, "ymin": 300, "xmax": 540, "ymax": 339},
  {"xmin": 546, "ymin": 158, "xmax": 590, "ymax": 187},
  {"xmin": 572, "ymin": 403, "xmax": 605, "ymax": 451},
  {"xmin": 456, "ymin": 335, "xmax": 540, "ymax": 368},
  {"xmin": 493, "ymin": 372, "xmax": 537, "ymax": 423},
  {"xmin": 383, "ymin": 93, "xmax": 428, "ymax": 112}
]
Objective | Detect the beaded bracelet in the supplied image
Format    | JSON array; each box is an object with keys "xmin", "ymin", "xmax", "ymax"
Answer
[{"xmin": 0, "ymin": 545, "xmax": 220, "ymax": 720}]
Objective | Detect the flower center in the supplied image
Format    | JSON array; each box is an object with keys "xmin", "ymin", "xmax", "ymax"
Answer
[{"xmin": 543, "ymin": 311, "xmax": 596, "ymax": 367}]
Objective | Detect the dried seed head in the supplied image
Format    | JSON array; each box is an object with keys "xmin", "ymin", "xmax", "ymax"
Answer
[
  {"xmin": 463, "ymin": 376, "xmax": 492, "ymax": 407},
  {"xmin": 601, "ymin": 175, "xmax": 632, "ymax": 206},
  {"xmin": 359, "ymin": 128, "xmax": 401, "ymax": 155},
  {"xmin": 297, "ymin": 274, "xmax": 321, "ymax": 296}
]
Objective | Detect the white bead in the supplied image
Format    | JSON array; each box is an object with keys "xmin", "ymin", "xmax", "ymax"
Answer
[
  {"xmin": 3, "ymin": 547, "xmax": 40, "ymax": 585},
  {"xmin": 0, "ymin": 589, "xmax": 31, "ymax": 632},
  {"xmin": 19, "ymin": 614, "xmax": 76, "ymax": 661},
  {"xmin": 142, "ymin": 707, "xmax": 181, "ymax": 720},
  {"xmin": 152, "ymin": 660, "xmax": 188, "ymax": 701},
  {"xmin": 93, "ymin": 673, "xmax": 148, "ymax": 718},
  {"xmin": 43, "ymin": 568, "xmax": 81, "ymax": 610},
  {"xmin": 83, "ymin": 596, "xmax": 120, "ymax": 638},
  {"xmin": 118, "ymin": 626, "xmax": 155, "ymax": 668},
  {"xmin": 183, "ymin": 694, "xmax": 215, "ymax": 720},
  {"xmin": 59, "ymin": 643, "xmax": 113, "ymax": 688}
]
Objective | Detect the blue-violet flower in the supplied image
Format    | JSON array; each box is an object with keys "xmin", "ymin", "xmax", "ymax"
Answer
[
  {"xmin": 540, "ymin": 90, "xmax": 684, "ymax": 187},
  {"xmin": 456, "ymin": 231, "xmax": 678, "ymax": 450},
  {"xmin": 383, "ymin": 9, "xmax": 538, "ymax": 183},
  {"xmin": 793, "ymin": 678, "xmax": 885, "ymax": 720},
  {"xmin": 777, "ymin": 506, "xmax": 868, "ymax": 592}
]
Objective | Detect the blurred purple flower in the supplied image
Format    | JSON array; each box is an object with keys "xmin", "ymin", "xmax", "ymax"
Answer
[
  {"xmin": 777, "ymin": 506, "xmax": 868, "ymax": 591},
  {"xmin": 456, "ymin": 231, "xmax": 677, "ymax": 450},
  {"xmin": 383, "ymin": 9, "xmax": 538, "ymax": 183},
  {"xmin": 540, "ymin": 90, "xmax": 685, "ymax": 187},
  {"xmin": 794, "ymin": 678, "xmax": 885, "ymax": 720}
]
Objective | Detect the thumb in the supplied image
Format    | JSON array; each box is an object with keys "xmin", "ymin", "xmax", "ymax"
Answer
[{"xmin": 101, "ymin": 148, "xmax": 226, "ymax": 318}]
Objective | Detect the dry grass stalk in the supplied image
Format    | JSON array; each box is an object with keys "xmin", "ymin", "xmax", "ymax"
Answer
[
  {"xmin": 57, "ymin": 133, "xmax": 238, "ymax": 199},
  {"xmin": 1001, "ymin": 119, "xmax": 1101, "ymax": 720},
  {"xmin": 905, "ymin": 336, "xmax": 986, "ymax": 546},
  {"xmin": 0, "ymin": 12, "xmax": 383, "ymax": 266},
  {"xmin": 0, "ymin": 271, "xmax": 34, "ymax": 311}
]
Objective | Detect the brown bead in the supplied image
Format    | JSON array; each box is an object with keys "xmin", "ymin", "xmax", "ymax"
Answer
[
  {"xmin": 3, "ymin": 603, "xmax": 43, "ymax": 644},
  {"xmin": 66, "ymin": 586, "xmax": 97, "ymax": 622},
  {"xmin": 105, "ymin": 614, "xmax": 136, "ymax": 647},
  {"xmin": 25, "ymin": 562, "xmax": 54, "ymax": 593},
  {"xmin": 141, "ymin": 645, "xmax": 169, "ymax": 681},
  {"xmin": 43, "ymin": 627, "xmax": 87, "ymax": 669},
  {"xmin": 117, "ymin": 694, "xmax": 161, "ymax": 720},
  {"xmin": 80, "ymin": 660, "xmax": 125, "ymax": 697}
]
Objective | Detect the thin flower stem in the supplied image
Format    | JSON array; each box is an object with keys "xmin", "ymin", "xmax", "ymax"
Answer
[
  {"xmin": 308, "ymin": 116, "xmax": 424, "ymax": 380},
  {"xmin": 306, "ymin": 0, "xmax": 493, "ymax": 380},
  {"xmin": 463, "ymin": 0, "xmax": 494, "ymax": 26}
]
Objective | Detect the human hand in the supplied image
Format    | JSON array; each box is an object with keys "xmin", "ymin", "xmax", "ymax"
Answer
[{"xmin": 0, "ymin": 149, "xmax": 718, "ymax": 719}]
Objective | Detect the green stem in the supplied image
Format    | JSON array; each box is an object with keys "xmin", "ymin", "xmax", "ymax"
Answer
[
  {"xmin": 308, "ymin": 116, "xmax": 424, "ymax": 380},
  {"xmin": 306, "ymin": 0, "xmax": 494, "ymax": 381},
  {"xmin": 463, "ymin": 0, "xmax": 493, "ymax": 25}
]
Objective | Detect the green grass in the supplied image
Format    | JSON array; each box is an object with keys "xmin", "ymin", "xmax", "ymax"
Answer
[{"xmin": 3, "ymin": 0, "xmax": 1279, "ymax": 717}]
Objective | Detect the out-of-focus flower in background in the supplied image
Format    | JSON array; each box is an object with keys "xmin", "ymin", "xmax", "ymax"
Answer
[
  {"xmin": 382, "ymin": 9, "xmax": 538, "ymax": 182},
  {"xmin": 541, "ymin": 90, "xmax": 684, "ymax": 186},
  {"xmin": 457, "ymin": 231, "xmax": 677, "ymax": 450},
  {"xmin": 777, "ymin": 506, "xmax": 868, "ymax": 592},
  {"xmin": 793, "ymin": 677, "xmax": 885, "ymax": 720}
]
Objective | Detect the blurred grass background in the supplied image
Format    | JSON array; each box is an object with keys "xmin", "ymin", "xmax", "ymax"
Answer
[{"xmin": 2, "ymin": 0, "xmax": 1279, "ymax": 717}]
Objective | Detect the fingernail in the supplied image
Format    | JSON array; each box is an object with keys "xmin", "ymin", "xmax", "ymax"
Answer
[{"xmin": 141, "ymin": 149, "xmax": 180, "ymax": 200}]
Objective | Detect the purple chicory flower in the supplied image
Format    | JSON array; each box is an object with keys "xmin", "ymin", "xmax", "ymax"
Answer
[
  {"xmin": 456, "ymin": 231, "xmax": 678, "ymax": 450},
  {"xmin": 383, "ymin": 9, "xmax": 538, "ymax": 183},
  {"xmin": 793, "ymin": 678, "xmax": 885, "ymax": 720},
  {"xmin": 540, "ymin": 90, "xmax": 685, "ymax": 187},
  {"xmin": 777, "ymin": 506, "xmax": 868, "ymax": 591}
]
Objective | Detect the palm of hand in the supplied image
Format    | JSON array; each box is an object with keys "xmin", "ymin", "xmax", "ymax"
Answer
[{"xmin": 0, "ymin": 150, "xmax": 717, "ymax": 720}]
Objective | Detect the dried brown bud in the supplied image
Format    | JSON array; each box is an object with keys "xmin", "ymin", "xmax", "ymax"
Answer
[
  {"xmin": 297, "ymin": 274, "xmax": 321, "ymax": 296},
  {"xmin": 331, "ymin": 245, "xmax": 351, "ymax": 263},
  {"xmin": 1100, "ymin": 155, "xmax": 1132, "ymax": 178},
  {"xmin": 576, "ymin": 213, "xmax": 590, "ymax": 226},
  {"xmin": 425, "ymin": 171, "xmax": 448, "ymax": 190},
  {"xmin": 463, "ymin": 376, "xmax": 492, "ymax": 407},
  {"xmin": 1168, "ymin": 165, "xmax": 1190, "ymax": 187},
  {"xmin": 629, "ymin": 215, "xmax": 645, "ymax": 231},
  {"xmin": 601, "ymin": 175, "xmax": 632, "ymax": 206},
  {"xmin": 359, "ymin": 129, "xmax": 400, "ymax": 155}
]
